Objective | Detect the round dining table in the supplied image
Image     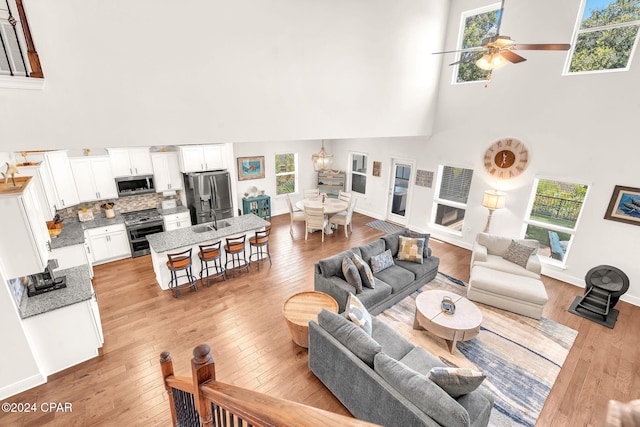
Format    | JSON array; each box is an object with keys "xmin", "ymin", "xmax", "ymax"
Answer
[{"xmin": 295, "ymin": 198, "xmax": 349, "ymax": 234}]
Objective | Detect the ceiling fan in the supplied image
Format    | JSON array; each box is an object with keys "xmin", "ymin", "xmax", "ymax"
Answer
[{"xmin": 434, "ymin": 0, "xmax": 571, "ymax": 72}]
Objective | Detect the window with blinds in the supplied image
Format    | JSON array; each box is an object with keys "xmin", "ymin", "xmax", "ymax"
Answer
[{"xmin": 433, "ymin": 165, "xmax": 474, "ymax": 232}]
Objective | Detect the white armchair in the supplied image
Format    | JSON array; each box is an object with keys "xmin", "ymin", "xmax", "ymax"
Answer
[
  {"xmin": 470, "ymin": 232, "xmax": 541, "ymax": 279},
  {"xmin": 468, "ymin": 232, "xmax": 548, "ymax": 319}
]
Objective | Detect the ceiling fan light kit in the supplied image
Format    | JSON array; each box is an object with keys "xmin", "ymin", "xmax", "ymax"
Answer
[{"xmin": 476, "ymin": 52, "xmax": 508, "ymax": 71}]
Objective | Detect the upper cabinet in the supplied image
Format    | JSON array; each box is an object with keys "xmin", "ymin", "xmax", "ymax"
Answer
[
  {"xmin": 43, "ymin": 151, "xmax": 80, "ymax": 209},
  {"xmin": 151, "ymin": 152, "xmax": 184, "ymax": 192},
  {"xmin": 177, "ymin": 144, "xmax": 225, "ymax": 173},
  {"xmin": 69, "ymin": 156, "xmax": 118, "ymax": 202},
  {"xmin": 107, "ymin": 147, "xmax": 153, "ymax": 177},
  {"xmin": 0, "ymin": 177, "xmax": 51, "ymax": 278},
  {"xmin": 17, "ymin": 163, "xmax": 56, "ymax": 220}
]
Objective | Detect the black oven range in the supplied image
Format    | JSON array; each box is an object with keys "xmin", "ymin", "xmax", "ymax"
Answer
[{"xmin": 122, "ymin": 209, "xmax": 164, "ymax": 257}]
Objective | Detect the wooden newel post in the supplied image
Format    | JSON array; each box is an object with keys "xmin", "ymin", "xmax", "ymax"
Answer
[
  {"xmin": 191, "ymin": 344, "xmax": 215, "ymax": 427},
  {"xmin": 160, "ymin": 351, "xmax": 178, "ymax": 426}
]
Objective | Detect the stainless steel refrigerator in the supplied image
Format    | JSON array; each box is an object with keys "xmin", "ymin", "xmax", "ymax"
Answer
[{"xmin": 183, "ymin": 170, "xmax": 234, "ymax": 224}]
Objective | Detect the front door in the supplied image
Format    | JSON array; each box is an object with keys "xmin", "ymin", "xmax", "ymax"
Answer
[{"xmin": 386, "ymin": 159, "xmax": 414, "ymax": 226}]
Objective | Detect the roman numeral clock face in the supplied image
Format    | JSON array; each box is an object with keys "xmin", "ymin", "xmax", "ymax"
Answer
[{"xmin": 483, "ymin": 138, "xmax": 529, "ymax": 179}]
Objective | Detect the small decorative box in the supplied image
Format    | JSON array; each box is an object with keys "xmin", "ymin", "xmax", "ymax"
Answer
[{"xmin": 78, "ymin": 210, "xmax": 94, "ymax": 222}]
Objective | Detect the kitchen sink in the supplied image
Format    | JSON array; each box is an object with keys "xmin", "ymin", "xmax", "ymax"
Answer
[{"xmin": 192, "ymin": 221, "xmax": 231, "ymax": 233}]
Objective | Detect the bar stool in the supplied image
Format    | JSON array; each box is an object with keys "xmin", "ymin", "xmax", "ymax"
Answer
[
  {"xmin": 166, "ymin": 248, "xmax": 198, "ymax": 298},
  {"xmin": 198, "ymin": 241, "xmax": 226, "ymax": 287},
  {"xmin": 224, "ymin": 235, "xmax": 249, "ymax": 277},
  {"xmin": 249, "ymin": 225, "xmax": 272, "ymax": 269}
]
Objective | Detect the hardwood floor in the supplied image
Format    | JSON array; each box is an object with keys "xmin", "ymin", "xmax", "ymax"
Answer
[{"xmin": 2, "ymin": 212, "xmax": 639, "ymax": 426}]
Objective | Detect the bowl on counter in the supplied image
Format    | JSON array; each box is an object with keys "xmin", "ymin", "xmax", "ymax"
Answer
[{"xmin": 48, "ymin": 228, "xmax": 62, "ymax": 238}]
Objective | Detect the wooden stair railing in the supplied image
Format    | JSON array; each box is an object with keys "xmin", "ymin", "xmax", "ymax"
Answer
[{"xmin": 160, "ymin": 343, "xmax": 379, "ymax": 427}]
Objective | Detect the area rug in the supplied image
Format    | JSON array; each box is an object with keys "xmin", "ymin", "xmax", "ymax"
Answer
[
  {"xmin": 377, "ymin": 272, "xmax": 578, "ymax": 427},
  {"xmin": 365, "ymin": 220, "xmax": 405, "ymax": 234}
]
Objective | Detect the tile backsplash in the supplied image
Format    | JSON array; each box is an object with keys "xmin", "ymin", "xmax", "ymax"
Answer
[{"xmin": 57, "ymin": 192, "xmax": 181, "ymax": 219}]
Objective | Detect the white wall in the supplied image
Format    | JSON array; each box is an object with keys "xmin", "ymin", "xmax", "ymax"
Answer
[
  {"xmin": 0, "ymin": 0, "xmax": 448, "ymax": 151},
  {"xmin": 332, "ymin": 0, "xmax": 640, "ymax": 305},
  {"xmin": 0, "ymin": 269, "xmax": 44, "ymax": 400},
  {"xmin": 231, "ymin": 139, "xmax": 323, "ymax": 216}
]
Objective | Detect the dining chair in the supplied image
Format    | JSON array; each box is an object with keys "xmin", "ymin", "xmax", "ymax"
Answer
[
  {"xmin": 286, "ymin": 194, "xmax": 306, "ymax": 237},
  {"xmin": 304, "ymin": 188, "xmax": 320, "ymax": 199},
  {"xmin": 338, "ymin": 191, "xmax": 352, "ymax": 204},
  {"xmin": 304, "ymin": 206, "xmax": 328, "ymax": 242},
  {"xmin": 329, "ymin": 198, "xmax": 357, "ymax": 238}
]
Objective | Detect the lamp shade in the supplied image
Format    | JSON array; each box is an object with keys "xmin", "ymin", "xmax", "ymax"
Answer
[
  {"xmin": 475, "ymin": 52, "xmax": 507, "ymax": 71},
  {"xmin": 482, "ymin": 190, "xmax": 506, "ymax": 210}
]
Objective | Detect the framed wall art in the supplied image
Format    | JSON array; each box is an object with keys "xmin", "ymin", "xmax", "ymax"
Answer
[
  {"xmin": 372, "ymin": 161, "xmax": 381, "ymax": 177},
  {"xmin": 237, "ymin": 156, "xmax": 265, "ymax": 181},
  {"xmin": 604, "ymin": 185, "xmax": 640, "ymax": 226}
]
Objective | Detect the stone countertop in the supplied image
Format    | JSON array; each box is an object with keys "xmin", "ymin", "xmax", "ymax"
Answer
[
  {"xmin": 19, "ymin": 265, "xmax": 93, "ymax": 319},
  {"xmin": 147, "ymin": 214, "xmax": 269, "ymax": 253},
  {"xmin": 48, "ymin": 213, "xmax": 125, "ymax": 249},
  {"xmin": 157, "ymin": 205, "xmax": 189, "ymax": 216}
]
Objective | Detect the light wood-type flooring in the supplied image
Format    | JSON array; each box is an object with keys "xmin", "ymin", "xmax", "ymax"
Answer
[{"xmin": 2, "ymin": 212, "xmax": 639, "ymax": 426}]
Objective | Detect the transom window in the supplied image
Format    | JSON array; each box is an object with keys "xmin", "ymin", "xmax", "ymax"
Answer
[
  {"xmin": 567, "ymin": 0, "xmax": 640, "ymax": 73},
  {"xmin": 350, "ymin": 153, "xmax": 367, "ymax": 195},
  {"xmin": 523, "ymin": 178, "xmax": 590, "ymax": 265},
  {"xmin": 455, "ymin": 4, "xmax": 501, "ymax": 84},
  {"xmin": 275, "ymin": 153, "xmax": 297, "ymax": 196},
  {"xmin": 432, "ymin": 166, "xmax": 474, "ymax": 233}
]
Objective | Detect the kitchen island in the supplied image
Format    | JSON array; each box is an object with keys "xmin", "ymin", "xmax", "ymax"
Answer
[
  {"xmin": 18, "ymin": 265, "xmax": 104, "ymax": 378},
  {"xmin": 147, "ymin": 214, "xmax": 270, "ymax": 290}
]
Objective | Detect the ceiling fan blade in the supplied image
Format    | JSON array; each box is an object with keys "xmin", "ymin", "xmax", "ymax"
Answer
[
  {"xmin": 500, "ymin": 50, "xmax": 527, "ymax": 64},
  {"xmin": 448, "ymin": 52, "xmax": 484, "ymax": 66},
  {"xmin": 433, "ymin": 46, "xmax": 484, "ymax": 55},
  {"xmin": 513, "ymin": 43, "xmax": 571, "ymax": 51}
]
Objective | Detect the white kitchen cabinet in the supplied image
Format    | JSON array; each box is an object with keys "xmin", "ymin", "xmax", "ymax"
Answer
[
  {"xmin": 43, "ymin": 150, "xmax": 80, "ymax": 209},
  {"xmin": 0, "ymin": 177, "xmax": 51, "ymax": 278},
  {"xmin": 163, "ymin": 211, "xmax": 191, "ymax": 231},
  {"xmin": 107, "ymin": 147, "xmax": 153, "ymax": 177},
  {"xmin": 50, "ymin": 243, "xmax": 93, "ymax": 278},
  {"xmin": 16, "ymin": 163, "xmax": 56, "ymax": 220},
  {"xmin": 178, "ymin": 144, "xmax": 225, "ymax": 172},
  {"xmin": 23, "ymin": 296, "xmax": 103, "ymax": 377},
  {"xmin": 69, "ymin": 156, "xmax": 118, "ymax": 202},
  {"xmin": 151, "ymin": 152, "xmax": 184, "ymax": 192},
  {"xmin": 85, "ymin": 224, "xmax": 131, "ymax": 264}
]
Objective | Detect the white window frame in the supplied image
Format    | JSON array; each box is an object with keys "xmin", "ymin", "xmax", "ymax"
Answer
[
  {"xmin": 349, "ymin": 152, "xmax": 368, "ymax": 196},
  {"xmin": 522, "ymin": 176, "xmax": 591, "ymax": 268},
  {"xmin": 274, "ymin": 152, "xmax": 298, "ymax": 197},
  {"xmin": 565, "ymin": 0, "xmax": 640, "ymax": 75},
  {"xmin": 431, "ymin": 164, "xmax": 474, "ymax": 236},
  {"xmin": 452, "ymin": 3, "xmax": 501, "ymax": 85}
]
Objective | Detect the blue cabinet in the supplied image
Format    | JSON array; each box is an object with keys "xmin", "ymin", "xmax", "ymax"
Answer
[{"xmin": 242, "ymin": 195, "xmax": 271, "ymax": 220}]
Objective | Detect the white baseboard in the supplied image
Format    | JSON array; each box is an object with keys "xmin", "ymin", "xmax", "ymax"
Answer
[{"xmin": 0, "ymin": 373, "xmax": 46, "ymax": 401}]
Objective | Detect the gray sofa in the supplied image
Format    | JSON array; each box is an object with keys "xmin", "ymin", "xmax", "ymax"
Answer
[
  {"xmin": 309, "ymin": 309, "xmax": 494, "ymax": 427},
  {"xmin": 314, "ymin": 230, "xmax": 440, "ymax": 315}
]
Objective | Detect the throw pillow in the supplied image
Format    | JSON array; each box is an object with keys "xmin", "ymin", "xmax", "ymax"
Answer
[
  {"xmin": 428, "ymin": 367, "xmax": 486, "ymax": 398},
  {"xmin": 342, "ymin": 256, "xmax": 363, "ymax": 293},
  {"xmin": 404, "ymin": 230, "xmax": 430, "ymax": 258},
  {"xmin": 397, "ymin": 236, "xmax": 425, "ymax": 264},
  {"xmin": 374, "ymin": 353, "xmax": 470, "ymax": 427},
  {"xmin": 502, "ymin": 240, "xmax": 536, "ymax": 269},
  {"xmin": 351, "ymin": 253, "xmax": 375, "ymax": 289},
  {"xmin": 369, "ymin": 249, "xmax": 395, "ymax": 273},
  {"xmin": 347, "ymin": 293, "xmax": 373, "ymax": 335}
]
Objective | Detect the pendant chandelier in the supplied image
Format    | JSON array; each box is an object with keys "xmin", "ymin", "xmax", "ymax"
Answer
[{"xmin": 312, "ymin": 140, "xmax": 333, "ymax": 172}]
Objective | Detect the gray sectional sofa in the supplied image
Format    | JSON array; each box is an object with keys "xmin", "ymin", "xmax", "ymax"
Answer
[
  {"xmin": 309, "ymin": 309, "xmax": 494, "ymax": 427},
  {"xmin": 314, "ymin": 230, "xmax": 440, "ymax": 315}
]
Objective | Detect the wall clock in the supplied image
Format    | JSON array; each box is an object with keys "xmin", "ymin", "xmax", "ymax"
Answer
[{"xmin": 483, "ymin": 137, "xmax": 529, "ymax": 179}]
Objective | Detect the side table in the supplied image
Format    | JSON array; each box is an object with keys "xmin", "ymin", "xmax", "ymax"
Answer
[{"xmin": 283, "ymin": 291, "xmax": 338, "ymax": 348}]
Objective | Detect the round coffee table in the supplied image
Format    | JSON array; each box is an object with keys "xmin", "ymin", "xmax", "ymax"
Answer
[
  {"xmin": 413, "ymin": 290, "xmax": 482, "ymax": 354},
  {"xmin": 283, "ymin": 291, "xmax": 338, "ymax": 348}
]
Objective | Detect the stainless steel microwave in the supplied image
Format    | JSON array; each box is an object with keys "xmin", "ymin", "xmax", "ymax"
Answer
[{"xmin": 115, "ymin": 175, "xmax": 155, "ymax": 197}]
